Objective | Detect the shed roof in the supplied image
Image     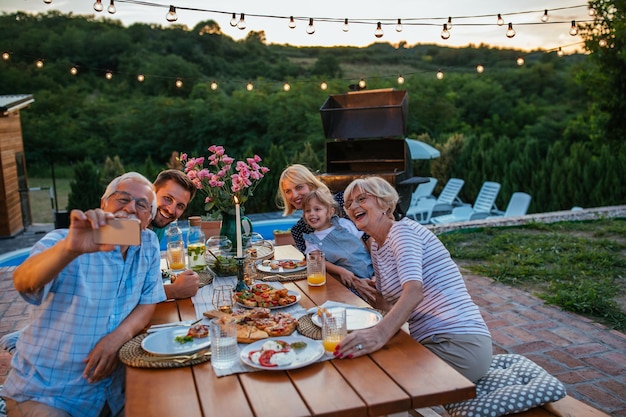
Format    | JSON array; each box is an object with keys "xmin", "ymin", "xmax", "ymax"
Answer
[{"xmin": 0, "ymin": 94, "xmax": 35, "ymax": 115}]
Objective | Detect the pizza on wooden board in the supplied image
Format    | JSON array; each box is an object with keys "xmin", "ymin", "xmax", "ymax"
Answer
[{"xmin": 204, "ymin": 307, "xmax": 298, "ymax": 343}]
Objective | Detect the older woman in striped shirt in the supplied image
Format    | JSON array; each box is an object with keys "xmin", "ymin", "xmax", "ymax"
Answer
[{"xmin": 334, "ymin": 176, "xmax": 492, "ymax": 383}]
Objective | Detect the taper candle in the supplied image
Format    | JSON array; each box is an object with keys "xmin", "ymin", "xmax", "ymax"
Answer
[{"xmin": 234, "ymin": 196, "xmax": 242, "ymax": 257}]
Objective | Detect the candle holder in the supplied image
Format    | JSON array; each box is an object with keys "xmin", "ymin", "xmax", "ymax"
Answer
[{"xmin": 234, "ymin": 256, "xmax": 249, "ymax": 292}]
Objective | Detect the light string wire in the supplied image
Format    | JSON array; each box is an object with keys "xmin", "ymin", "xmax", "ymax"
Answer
[{"xmin": 115, "ymin": 1, "xmax": 591, "ymax": 27}]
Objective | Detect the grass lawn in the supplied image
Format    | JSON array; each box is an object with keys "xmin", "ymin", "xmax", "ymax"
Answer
[
  {"xmin": 27, "ymin": 177, "xmax": 71, "ymax": 223},
  {"xmin": 439, "ymin": 218, "xmax": 626, "ymax": 332}
]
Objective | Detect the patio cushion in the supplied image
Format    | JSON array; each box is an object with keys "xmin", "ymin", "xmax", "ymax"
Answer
[{"xmin": 444, "ymin": 354, "xmax": 566, "ymax": 417}]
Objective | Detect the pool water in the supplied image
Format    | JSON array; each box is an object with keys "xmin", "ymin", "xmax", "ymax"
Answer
[{"xmin": 0, "ymin": 247, "xmax": 30, "ymax": 267}]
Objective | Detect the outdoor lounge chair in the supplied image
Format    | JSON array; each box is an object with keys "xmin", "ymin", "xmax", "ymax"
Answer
[
  {"xmin": 430, "ymin": 181, "xmax": 501, "ymax": 224},
  {"xmin": 407, "ymin": 177, "xmax": 438, "ymax": 207},
  {"xmin": 406, "ymin": 178, "xmax": 464, "ymax": 224},
  {"xmin": 488, "ymin": 192, "xmax": 531, "ymax": 218}
]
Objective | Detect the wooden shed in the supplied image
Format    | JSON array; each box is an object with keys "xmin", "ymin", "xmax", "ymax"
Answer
[{"xmin": 0, "ymin": 94, "xmax": 35, "ymax": 237}]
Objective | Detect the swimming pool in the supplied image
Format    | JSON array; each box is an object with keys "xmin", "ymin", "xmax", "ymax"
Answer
[{"xmin": 0, "ymin": 217, "xmax": 300, "ymax": 267}]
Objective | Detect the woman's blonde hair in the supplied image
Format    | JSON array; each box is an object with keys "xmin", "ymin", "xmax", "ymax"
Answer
[
  {"xmin": 277, "ymin": 164, "xmax": 331, "ymax": 215},
  {"xmin": 302, "ymin": 189, "xmax": 338, "ymax": 216},
  {"xmin": 344, "ymin": 176, "xmax": 398, "ymax": 220}
]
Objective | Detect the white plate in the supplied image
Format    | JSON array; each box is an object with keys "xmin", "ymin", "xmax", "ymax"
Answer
[
  {"xmin": 141, "ymin": 326, "xmax": 211, "ymax": 356},
  {"xmin": 256, "ymin": 259, "xmax": 306, "ymax": 273},
  {"xmin": 236, "ymin": 290, "xmax": 301, "ymax": 310},
  {"xmin": 311, "ymin": 307, "xmax": 383, "ymax": 331},
  {"xmin": 239, "ymin": 336, "xmax": 324, "ymax": 370}
]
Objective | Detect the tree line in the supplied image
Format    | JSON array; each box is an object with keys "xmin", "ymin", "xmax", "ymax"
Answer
[{"xmin": 0, "ymin": 8, "xmax": 623, "ymax": 215}]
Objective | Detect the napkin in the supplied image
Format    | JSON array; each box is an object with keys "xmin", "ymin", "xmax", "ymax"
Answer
[{"xmin": 306, "ymin": 301, "xmax": 354, "ymax": 316}]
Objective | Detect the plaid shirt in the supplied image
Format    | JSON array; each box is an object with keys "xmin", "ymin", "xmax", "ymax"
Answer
[{"xmin": 3, "ymin": 228, "xmax": 166, "ymax": 417}]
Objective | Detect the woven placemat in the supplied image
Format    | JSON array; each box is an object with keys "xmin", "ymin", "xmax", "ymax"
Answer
[
  {"xmin": 297, "ymin": 314, "xmax": 322, "ymax": 340},
  {"xmin": 198, "ymin": 270, "xmax": 214, "ymax": 287},
  {"xmin": 119, "ymin": 333, "xmax": 212, "ymax": 368},
  {"xmin": 255, "ymin": 270, "xmax": 307, "ymax": 282}
]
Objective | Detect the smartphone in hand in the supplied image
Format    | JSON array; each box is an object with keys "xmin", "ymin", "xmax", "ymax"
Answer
[{"xmin": 93, "ymin": 218, "xmax": 141, "ymax": 246}]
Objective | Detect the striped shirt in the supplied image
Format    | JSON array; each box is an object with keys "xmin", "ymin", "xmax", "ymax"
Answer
[
  {"xmin": 3, "ymin": 228, "xmax": 166, "ymax": 417},
  {"xmin": 372, "ymin": 218, "xmax": 490, "ymax": 342}
]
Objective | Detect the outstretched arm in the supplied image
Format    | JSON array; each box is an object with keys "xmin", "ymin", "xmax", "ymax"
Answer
[{"xmin": 13, "ymin": 209, "xmax": 116, "ymax": 293}]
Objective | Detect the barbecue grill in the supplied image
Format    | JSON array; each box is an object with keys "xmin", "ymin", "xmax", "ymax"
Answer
[{"xmin": 317, "ymin": 88, "xmax": 427, "ymax": 215}]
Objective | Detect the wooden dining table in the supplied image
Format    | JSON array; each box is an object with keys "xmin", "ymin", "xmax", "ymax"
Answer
[{"xmin": 125, "ymin": 245, "xmax": 475, "ymax": 417}]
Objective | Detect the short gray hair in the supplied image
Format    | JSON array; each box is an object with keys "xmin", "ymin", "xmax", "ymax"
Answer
[
  {"xmin": 344, "ymin": 176, "xmax": 398, "ymax": 220},
  {"xmin": 101, "ymin": 172, "xmax": 157, "ymax": 219}
]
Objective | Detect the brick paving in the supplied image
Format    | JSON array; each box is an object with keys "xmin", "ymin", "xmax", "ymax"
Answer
[{"xmin": 1, "ymin": 212, "xmax": 625, "ymax": 415}]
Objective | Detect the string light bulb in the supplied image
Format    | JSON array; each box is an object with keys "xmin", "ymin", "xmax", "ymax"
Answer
[
  {"xmin": 229, "ymin": 13, "xmax": 237, "ymax": 27},
  {"xmin": 358, "ymin": 78, "xmax": 366, "ymax": 89},
  {"xmin": 210, "ymin": 80, "xmax": 218, "ymax": 90},
  {"xmin": 2, "ymin": 52, "xmax": 9, "ymax": 61},
  {"xmin": 569, "ymin": 20, "xmax": 578, "ymax": 36},
  {"xmin": 395, "ymin": 19, "xmax": 403, "ymax": 33},
  {"xmin": 374, "ymin": 22, "xmax": 384, "ymax": 38},
  {"xmin": 476, "ymin": 64, "xmax": 484, "ymax": 73},
  {"xmin": 237, "ymin": 13, "xmax": 246, "ymax": 30},
  {"xmin": 557, "ymin": 47, "xmax": 564, "ymax": 57},
  {"xmin": 436, "ymin": 70, "xmax": 444, "ymax": 80},
  {"xmin": 541, "ymin": 9, "xmax": 549, "ymax": 23},
  {"xmin": 246, "ymin": 81, "xmax": 254, "ymax": 91},
  {"xmin": 288, "ymin": 16, "xmax": 296, "ymax": 29},
  {"xmin": 588, "ymin": 7, "xmax": 596, "ymax": 16},
  {"xmin": 506, "ymin": 23, "xmax": 516, "ymax": 38},
  {"xmin": 343, "ymin": 18, "xmax": 349, "ymax": 32},
  {"xmin": 397, "ymin": 74, "xmax": 405, "ymax": 85},
  {"xmin": 447, "ymin": 16, "xmax": 453, "ymax": 30},
  {"xmin": 497, "ymin": 14, "xmax": 504, "ymax": 26},
  {"xmin": 516, "ymin": 57, "xmax": 525, "ymax": 66},
  {"xmin": 283, "ymin": 81, "xmax": 290, "ymax": 91},
  {"xmin": 107, "ymin": 0, "xmax": 116, "ymax": 14},
  {"xmin": 320, "ymin": 81, "xmax": 328, "ymax": 90},
  {"xmin": 43, "ymin": 0, "xmax": 52, "ymax": 4},
  {"xmin": 137, "ymin": 74, "xmax": 145, "ymax": 82},
  {"xmin": 175, "ymin": 79, "xmax": 183, "ymax": 88},
  {"xmin": 105, "ymin": 70, "xmax": 113, "ymax": 79},
  {"xmin": 441, "ymin": 23, "xmax": 450, "ymax": 40},
  {"xmin": 35, "ymin": 59, "xmax": 44, "ymax": 68},
  {"xmin": 306, "ymin": 18, "xmax": 315, "ymax": 35},
  {"xmin": 166, "ymin": 5, "xmax": 177, "ymax": 22},
  {"xmin": 70, "ymin": 66, "xmax": 78, "ymax": 75},
  {"xmin": 93, "ymin": 0, "xmax": 103, "ymax": 12}
]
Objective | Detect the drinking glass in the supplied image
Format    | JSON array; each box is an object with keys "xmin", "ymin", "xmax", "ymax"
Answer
[
  {"xmin": 212, "ymin": 284, "xmax": 234, "ymax": 314},
  {"xmin": 209, "ymin": 318, "xmax": 239, "ymax": 369},
  {"xmin": 166, "ymin": 240, "xmax": 186, "ymax": 281},
  {"xmin": 321, "ymin": 307, "xmax": 347, "ymax": 353},
  {"xmin": 306, "ymin": 250, "xmax": 326, "ymax": 286}
]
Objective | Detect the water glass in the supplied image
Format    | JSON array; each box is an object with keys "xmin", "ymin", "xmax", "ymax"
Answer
[
  {"xmin": 212, "ymin": 284, "xmax": 234, "ymax": 314},
  {"xmin": 321, "ymin": 307, "xmax": 347, "ymax": 353},
  {"xmin": 306, "ymin": 250, "xmax": 326, "ymax": 286},
  {"xmin": 166, "ymin": 240, "xmax": 186, "ymax": 280},
  {"xmin": 209, "ymin": 318, "xmax": 239, "ymax": 369}
]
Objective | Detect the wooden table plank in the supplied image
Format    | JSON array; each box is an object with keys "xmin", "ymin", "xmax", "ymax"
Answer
[
  {"xmin": 369, "ymin": 331, "xmax": 475, "ymax": 408},
  {"xmin": 331, "ymin": 357, "xmax": 411, "ymax": 416},
  {"xmin": 125, "ymin": 367, "xmax": 202, "ymax": 417},
  {"xmin": 192, "ymin": 362, "xmax": 255, "ymax": 417},
  {"xmin": 288, "ymin": 361, "xmax": 366, "ymax": 417},
  {"xmin": 239, "ymin": 370, "xmax": 313, "ymax": 417}
]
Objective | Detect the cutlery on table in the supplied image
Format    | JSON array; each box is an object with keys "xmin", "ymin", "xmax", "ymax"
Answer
[
  {"xmin": 142, "ymin": 350, "xmax": 211, "ymax": 363},
  {"xmin": 147, "ymin": 318, "xmax": 203, "ymax": 333}
]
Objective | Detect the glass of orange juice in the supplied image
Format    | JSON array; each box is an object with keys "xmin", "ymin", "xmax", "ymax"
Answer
[
  {"xmin": 306, "ymin": 250, "xmax": 326, "ymax": 286},
  {"xmin": 322, "ymin": 307, "xmax": 347, "ymax": 353},
  {"xmin": 166, "ymin": 241, "xmax": 186, "ymax": 280}
]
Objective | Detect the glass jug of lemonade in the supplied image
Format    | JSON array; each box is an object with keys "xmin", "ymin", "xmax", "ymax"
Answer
[{"xmin": 187, "ymin": 216, "xmax": 207, "ymax": 272}]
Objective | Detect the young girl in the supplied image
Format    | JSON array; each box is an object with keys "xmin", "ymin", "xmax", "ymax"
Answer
[{"xmin": 301, "ymin": 189, "xmax": 375, "ymax": 300}]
